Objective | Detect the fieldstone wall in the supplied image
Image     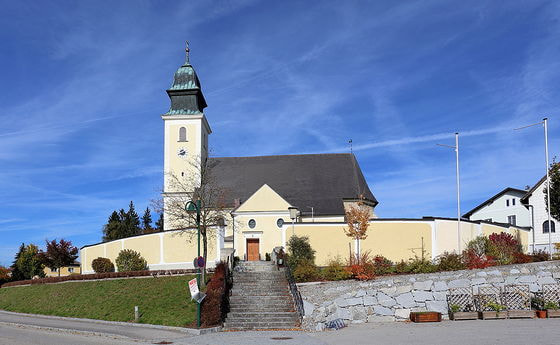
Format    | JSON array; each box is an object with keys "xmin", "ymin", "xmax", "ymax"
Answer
[{"xmin": 298, "ymin": 261, "xmax": 560, "ymax": 330}]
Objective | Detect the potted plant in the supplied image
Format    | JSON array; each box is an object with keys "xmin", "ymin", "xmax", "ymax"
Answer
[
  {"xmin": 545, "ymin": 301, "xmax": 560, "ymax": 318},
  {"xmin": 449, "ymin": 303, "xmax": 478, "ymax": 321},
  {"xmin": 480, "ymin": 302, "xmax": 507, "ymax": 320},
  {"xmin": 409, "ymin": 311, "xmax": 442, "ymax": 323},
  {"xmin": 532, "ymin": 297, "xmax": 547, "ymax": 319}
]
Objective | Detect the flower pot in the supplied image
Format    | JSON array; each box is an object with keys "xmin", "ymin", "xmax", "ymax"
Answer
[
  {"xmin": 547, "ymin": 309, "xmax": 560, "ymax": 318},
  {"xmin": 450, "ymin": 312, "xmax": 479, "ymax": 321},
  {"xmin": 410, "ymin": 312, "xmax": 442, "ymax": 323},
  {"xmin": 535, "ymin": 310, "xmax": 547, "ymax": 318},
  {"xmin": 479, "ymin": 311, "xmax": 507, "ymax": 320}
]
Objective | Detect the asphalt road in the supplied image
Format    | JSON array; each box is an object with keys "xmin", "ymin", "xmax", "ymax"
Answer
[{"xmin": 1, "ymin": 310, "xmax": 560, "ymax": 345}]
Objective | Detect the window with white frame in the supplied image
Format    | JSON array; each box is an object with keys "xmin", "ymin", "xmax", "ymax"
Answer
[
  {"xmin": 506, "ymin": 199, "xmax": 510, "ymax": 207},
  {"xmin": 507, "ymin": 215, "xmax": 516, "ymax": 226},
  {"xmin": 543, "ymin": 220, "xmax": 556, "ymax": 233}
]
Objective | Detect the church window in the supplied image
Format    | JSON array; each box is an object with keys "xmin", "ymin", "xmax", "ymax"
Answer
[
  {"xmin": 276, "ymin": 218, "xmax": 284, "ymax": 228},
  {"xmin": 248, "ymin": 219, "xmax": 256, "ymax": 229},
  {"xmin": 543, "ymin": 220, "xmax": 556, "ymax": 233},
  {"xmin": 179, "ymin": 127, "xmax": 187, "ymax": 142}
]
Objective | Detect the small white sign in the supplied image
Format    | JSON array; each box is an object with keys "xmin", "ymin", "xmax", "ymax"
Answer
[{"xmin": 188, "ymin": 278, "xmax": 199, "ymax": 297}]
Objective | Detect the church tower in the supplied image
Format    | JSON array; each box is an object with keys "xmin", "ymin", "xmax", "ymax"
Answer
[{"xmin": 162, "ymin": 43, "xmax": 211, "ymax": 230}]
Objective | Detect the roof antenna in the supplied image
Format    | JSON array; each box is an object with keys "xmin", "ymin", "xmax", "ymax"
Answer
[
  {"xmin": 349, "ymin": 139, "xmax": 353, "ymax": 154},
  {"xmin": 185, "ymin": 40, "xmax": 190, "ymax": 65}
]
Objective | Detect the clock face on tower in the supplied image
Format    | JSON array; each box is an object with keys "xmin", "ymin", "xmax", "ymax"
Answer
[{"xmin": 177, "ymin": 147, "xmax": 188, "ymax": 159}]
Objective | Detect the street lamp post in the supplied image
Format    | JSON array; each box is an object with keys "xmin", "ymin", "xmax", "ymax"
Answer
[
  {"xmin": 288, "ymin": 207, "xmax": 299, "ymax": 236},
  {"xmin": 437, "ymin": 132, "xmax": 462, "ymax": 253},
  {"xmin": 185, "ymin": 199, "xmax": 201, "ymax": 328},
  {"xmin": 515, "ymin": 118, "xmax": 553, "ymax": 255}
]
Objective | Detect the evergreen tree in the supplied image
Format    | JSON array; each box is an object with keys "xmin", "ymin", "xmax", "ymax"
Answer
[
  {"xmin": 124, "ymin": 201, "xmax": 141, "ymax": 237},
  {"xmin": 10, "ymin": 243, "xmax": 44, "ymax": 281},
  {"xmin": 141, "ymin": 207, "xmax": 153, "ymax": 233},
  {"xmin": 155, "ymin": 213, "xmax": 164, "ymax": 232},
  {"xmin": 10, "ymin": 243, "xmax": 26, "ymax": 281},
  {"xmin": 102, "ymin": 202, "xmax": 143, "ymax": 241},
  {"xmin": 102, "ymin": 211, "xmax": 122, "ymax": 242}
]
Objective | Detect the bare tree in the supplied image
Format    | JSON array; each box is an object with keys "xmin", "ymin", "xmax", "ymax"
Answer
[
  {"xmin": 344, "ymin": 199, "xmax": 371, "ymax": 263},
  {"xmin": 153, "ymin": 156, "xmax": 231, "ymax": 285}
]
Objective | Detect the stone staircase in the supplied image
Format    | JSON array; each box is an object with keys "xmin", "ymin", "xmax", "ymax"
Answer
[{"xmin": 224, "ymin": 261, "xmax": 300, "ymax": 330}]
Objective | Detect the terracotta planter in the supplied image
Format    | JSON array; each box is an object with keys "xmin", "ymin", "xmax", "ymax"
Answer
[
  {"xmin": 547, "ymin": 309, "xmax": 560, "ymax": 318},
  {"xmin": 535, "ymin": 310, "xmax": 547, "ymax": 318},
  {"xmin": 450, "ymin": 312, "xmax": 479, "ymax": 320},
  {"xmin": 479, "ymin": 311, "xmax": 508, "ymax": 320},
  {"xmin": 507, "ymin": 310, "xmax": 535, "ymax": 319},
  {"xmin": 410, "ymin": 312, "xmax": 442, "ymax": 323}
]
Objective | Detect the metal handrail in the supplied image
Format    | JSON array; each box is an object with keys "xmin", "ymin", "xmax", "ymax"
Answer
[{"xmin": 284, "ymin": 264, "xmax": 305, "ymax": 321}]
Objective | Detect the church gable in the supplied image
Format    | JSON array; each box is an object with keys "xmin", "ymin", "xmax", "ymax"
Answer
[{"xmin": 235, "ymin": 184, "xmax": 292, "ymax": 213}]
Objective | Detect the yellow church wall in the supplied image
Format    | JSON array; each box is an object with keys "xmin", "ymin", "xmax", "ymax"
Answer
[
  {"xmin": 82, "ymin": 245, "xmax": 104, "ymax": 273},
  {"xmin": 234, "ymin": 214, "xmax": 290, "ymax": 260},
  {"xmin": 360, "ymin": 222, "xmax": 432, "ymax": 262},
  {"xmin": 81, "ymin": 229, "xmax": 219, "ymax": 274},
  {"xmin": 123, "ymin": 235, "xmax": 161, "ymax": 264},
  {"xmin": 291, "ymin": 221, "xmax": 432, "ymax": 266},
  {"xmin": 162, "ymin": 230, "xmax": 216, "ymax": 263},
  {"xmin": 235, "ymin": 184, "xmax": 292, "ymax": 212},
  {"xmin": 106, "ymin": 240, "xmax": 122, "ymax": 260}
]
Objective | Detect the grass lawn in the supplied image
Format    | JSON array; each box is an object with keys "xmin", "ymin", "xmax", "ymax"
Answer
[{"xmin": 0, "ymin": 275, "xmax": 197, "ymax": 327}]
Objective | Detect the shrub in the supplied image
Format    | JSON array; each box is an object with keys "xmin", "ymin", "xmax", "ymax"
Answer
[
  {"xmin": 201, "ymin": 261, "xmax": 228, "ymax": 327},
  {"xmin": 466, "ymin": 236, "xmax": 490, "ymax": 257},
  {"xmin": 394, "ymin": 260, "xmax": 409, "ymax": 274},
  {"xmin": 292, "ymin": 259, "xmax": 320, "ymax": 282},
  {"xmin": 405, "ymin": 257, "xmax": 437, "ymax": 274},
  {"xmin": 321, "ymin": 257, "xmax": 351, "ymax": 281},
  {"xmin": 487, "ymin": 232, "xmax": 521, "ymax": 265},
  {"xmin": 436, "ymin": 252, "xmax": 466, "ymax": 271},
  {"xmin": 286, "ymin": 236, "xmax": 316, "ymax": 271},
  {"xmin": 115, "ymin": 249, "xmax": 147, "ymax": 272},
  {"xmin": 372, "ymin": 255, "xmax": 394, "ymax": 275},
  {"xmin": 462, "ymin": 248, "xmax": 495, "ymax": 269},
  {"xmin": 531, "ymin": 249, "xmax": 550, "ymax": 262},
  {"xmin": 513, "ymin": 252, "xmax": 532, "ymax": 264},
  {"xmin": 346, "ymin": 251, "xmax": 376, "ymax": 280},
  {"xmin": 91, "ymin": 257, "xmax": 115, "ymax": 273}
]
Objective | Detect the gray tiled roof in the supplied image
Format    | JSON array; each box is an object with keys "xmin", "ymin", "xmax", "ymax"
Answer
[{"xmin": 208, "ymin": 153, "xmax": 376, "ymax": 215}]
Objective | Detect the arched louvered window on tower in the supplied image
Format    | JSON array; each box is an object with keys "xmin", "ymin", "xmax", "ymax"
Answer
[
  {"xmin": 543, "ymin": 220, "xmax": 556, "ymax": 233},
  {"xmin": 178, "ymin": 127, "xmax": 187, "ymax": 142}
]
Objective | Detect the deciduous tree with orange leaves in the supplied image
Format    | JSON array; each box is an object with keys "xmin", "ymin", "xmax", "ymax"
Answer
[{"xmin": 344, "ymin": 199, "xmax": 371, "ymax": 262}]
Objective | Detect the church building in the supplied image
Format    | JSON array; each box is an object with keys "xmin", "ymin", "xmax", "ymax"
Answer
[{"xmin": 80, "ymin": 46, "xmax": 529, "ymax": 273}]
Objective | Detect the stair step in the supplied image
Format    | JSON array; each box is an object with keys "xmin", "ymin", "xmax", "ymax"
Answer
[{"xmin": 223, "ymin": 321, "xmax": 299, "ymax": 329}]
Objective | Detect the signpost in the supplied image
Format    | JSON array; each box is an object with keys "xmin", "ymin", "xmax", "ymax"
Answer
[{"xmin": 185, "ymin": 200, "xmax": 203, "ymax": 328}]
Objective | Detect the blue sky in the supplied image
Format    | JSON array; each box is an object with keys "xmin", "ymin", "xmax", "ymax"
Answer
[{"xmin": 1, "ymin": 0, "xmax": 559, "ymax": 266}]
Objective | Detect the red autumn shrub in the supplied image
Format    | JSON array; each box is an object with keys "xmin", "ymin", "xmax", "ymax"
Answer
[
  {"xmin": 346, "ymin": 251, "xmax": 376, "ymax": 280},
  {"xmin": 488, "ymin": 233, "xmax": 521, "ymax": 265},
  {"xmin": 514, "ymin": 252, "xmax": 533, "ymax": 264},
  {"xmin": 201, "ymin": 261, "xmax": 229, "ymax": 327},
  {"xmin": 372, "ymin": 255, "xmax": 394, "ymax": 275},
  {"xmin": 463, "ymin": 249, "xmax": 495, "ymax": 269}
]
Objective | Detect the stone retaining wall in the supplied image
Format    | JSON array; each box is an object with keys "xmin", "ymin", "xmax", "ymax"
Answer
[{"xmin": 297, "ymin": 261, "xmax": 560, "ymax": 330}]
